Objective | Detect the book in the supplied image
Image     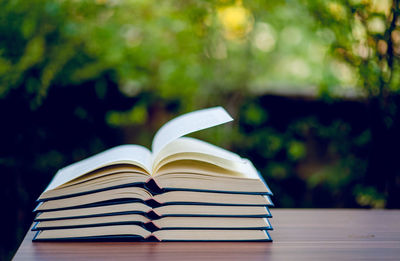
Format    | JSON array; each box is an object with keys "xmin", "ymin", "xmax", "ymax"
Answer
[
  {"xmin": 34, "ymin": 203, "xmax": 272, "ymax": 221},
  {"xmin": 32, "ymin": 107, "xmax": 273, "ymax": 242},
  {"xmin": 33, "ymin": 227, "xmax": 272, "ymax": 242},
  {"xmin": 32, "ymin": 216, "xmax": 272, "ymax": 230}
]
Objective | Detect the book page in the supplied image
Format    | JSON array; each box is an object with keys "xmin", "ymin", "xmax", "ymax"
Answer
[
  {"xmin": 154, "ymin": 137, "xmax": 243, "ymax": 164},
  {"xmin": 153, "ymin": 137, "xmax": 259, "ymax": 179},
  {"xmin": 45, "ymin": 145, "xmax": 152, "ymax": 192},
  {"xmin": 151, "ymin": 107, "xmax": 233, "ymax": 155}
]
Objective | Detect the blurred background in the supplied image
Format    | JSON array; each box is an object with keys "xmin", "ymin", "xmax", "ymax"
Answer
[{"xmin": 1, "ymin": 0, "xmax": 400, "ymax": 259}]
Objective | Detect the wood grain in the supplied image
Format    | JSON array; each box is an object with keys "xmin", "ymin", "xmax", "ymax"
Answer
[{"xmin": 12, "ymin": 209, "xmax": 400, "ymax": 261}]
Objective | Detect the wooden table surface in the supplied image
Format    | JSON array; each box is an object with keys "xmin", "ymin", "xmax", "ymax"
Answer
[{"xmin": 13, "ymin": 209, "xmax": 400, "ymax": 261}]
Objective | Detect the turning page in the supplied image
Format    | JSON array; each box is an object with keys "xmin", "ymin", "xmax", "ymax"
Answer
[{"xmin": 151, "ymin": 107, "xmax": 233, "ymax": 155}]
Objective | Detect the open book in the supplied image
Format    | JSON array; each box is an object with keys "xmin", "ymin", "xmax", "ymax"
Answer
[{"xmin": 33, "ymin": 107, "xmax": 273, "ymax": 242}]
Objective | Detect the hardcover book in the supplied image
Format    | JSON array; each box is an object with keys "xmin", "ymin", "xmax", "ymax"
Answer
[{"xmin": 32, "ymin": 107, "xmax": 273, "ymax": 242}]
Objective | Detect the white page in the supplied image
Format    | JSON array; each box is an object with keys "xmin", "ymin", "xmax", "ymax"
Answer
[
  {"xmin": 45, "ymin": 145, "xmax": 152, "ymax": 191},
  {"xmin": 151, "ymin": 107, "xmax": 233, "ymax": 155},
  {"xmin": 153, "ymin": 137, "xmax": 260, "ymax": 179},
  {"xmin": 154, "ymin": 137, "xmax": 243, "ymax": 165}
]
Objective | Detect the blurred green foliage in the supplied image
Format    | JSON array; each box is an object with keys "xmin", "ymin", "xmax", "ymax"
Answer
[
  {"xmin": 1, "ymin": 0, "xmax": 400, "ymax": 259},
  {"xmin": 1, "ymin": 0, "xmax": 369, "ymax": 109}
]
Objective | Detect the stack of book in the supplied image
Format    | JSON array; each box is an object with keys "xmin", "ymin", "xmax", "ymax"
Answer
[{"xmin": 32, "ymin": 107, "xmax": 273, "ymax": 242}]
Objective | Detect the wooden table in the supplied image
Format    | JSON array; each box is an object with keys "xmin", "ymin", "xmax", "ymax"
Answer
[{"xmin": 13, "ymin": 209, "xmax": 400, "ymax": 260}]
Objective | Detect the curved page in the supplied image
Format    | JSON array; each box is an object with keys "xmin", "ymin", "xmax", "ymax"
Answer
[
  {"xmin": 151, "ymin": 107, "xmax": 233, "ymax": 155},
  {"xmin": 45, "ymin": 145, "xmax": 152, "ymax": 191},
  {"xmin": 153, "ymin": 137, "xmax": 259, "ymax": 179}
]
